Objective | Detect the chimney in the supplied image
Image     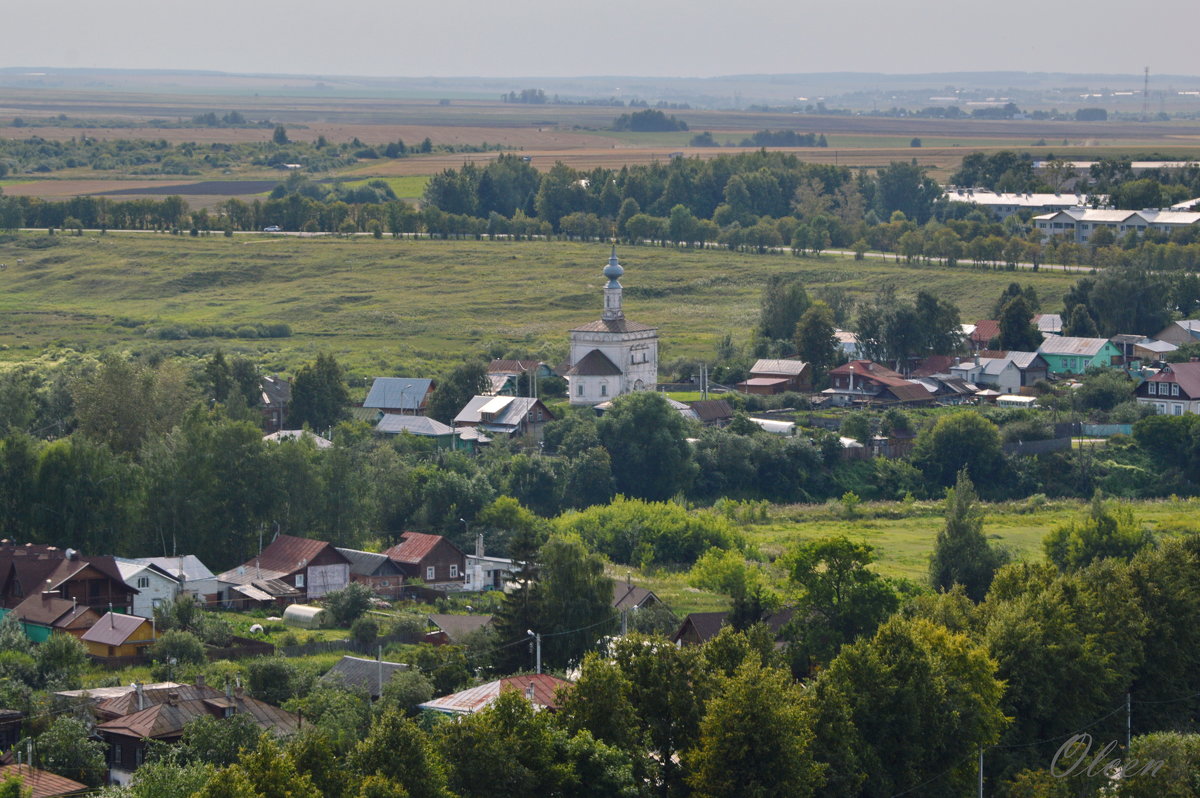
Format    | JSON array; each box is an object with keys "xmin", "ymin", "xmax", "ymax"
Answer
[
  {"xmin": 234, "ymin": 685, "xmax": 245, "ymax": 701},
  {"xmin": 195, "ymin": 674, "xmax": 205, "ymax": 690},
  {"xmin": 166, "ymin": 691, "xmax": 179, "ymax": 707},
  {"xmin": 136, "ymin": 682, "xmax": 145, "ymax": 712},
  {"xmin": 974, "ymin": 354, "xmax": 980, "ymax": 367},
  {"xmin": 525, "ymin": 681, "xmax": 535, "ymax": 701}
]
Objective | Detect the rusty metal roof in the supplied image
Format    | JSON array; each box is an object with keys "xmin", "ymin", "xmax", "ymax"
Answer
[
  {"xmin": 96, "ymin": 684, "xmax": 223, "ymax": 720},
  {"xmin": 254, "ymin": 534, "xmax": 342, "ymax": 575},
  {"xmin": 97, "ymin": 693, "xmax": 298, "ymax": 740},
  {"xmin": 418, "ymin": 673, "xmax": 572, "ymax": 715},
  {"xmin": 384, "ymin": 532, "xmax": 448, "ymax": 565},
  {"xmin": 0, "ymin": 764, "xmax": 88, "ymax": 797}
]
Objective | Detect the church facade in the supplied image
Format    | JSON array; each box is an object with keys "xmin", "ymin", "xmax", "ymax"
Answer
[{"xmin": 566, "ymin": 248, "xmax": 659, "ymax": 406}]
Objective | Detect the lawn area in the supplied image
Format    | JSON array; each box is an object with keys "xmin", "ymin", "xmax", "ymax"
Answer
[
  {"xmin": 628, "ymin": 496, "xmax": 1200, "ymax": 615},
  {"xmin": 0, "ymin": 234, "xmax": 1081, "ymax": 377},
  {"xmin": 335, "ymin": 175, "xmax": 430, "ymax": 200}
]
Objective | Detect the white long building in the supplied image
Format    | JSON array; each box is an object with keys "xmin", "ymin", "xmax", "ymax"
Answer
[
  {"xmin": 1033, "ymin": 208, "xmax": 1200, "ymax": 243},
  {"xmin": 943, "ymin": 188, "xmax": 1095, "ymax": 220}
]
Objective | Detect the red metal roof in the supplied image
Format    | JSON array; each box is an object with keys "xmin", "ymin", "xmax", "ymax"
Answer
[
  {"xmin": 0, "ymin": 764, "xmax": 88, "ymax": 797},
  {"xmin": 418, "ymin": 673, "xmax": 572, "ymax": 715},
  {"xmin": 971, "ymin": 320, "xmax": 1001, "ymax": 344},
  {"xmin": 384, "ymin": 532, "xmax": 446, "ymax": 565},
  {"xmin": 255, "ymin": 534, "xmax": 343, "ymax": 575}
]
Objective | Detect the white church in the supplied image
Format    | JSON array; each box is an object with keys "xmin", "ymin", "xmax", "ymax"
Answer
[{"xmin": 566, "ymin": 247, "xmax": 659, "ymax": 406}]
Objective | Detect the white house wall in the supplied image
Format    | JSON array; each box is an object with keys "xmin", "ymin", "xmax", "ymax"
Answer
[{"xmin": 305, "ymin": 564, "xmax": 350, "ymax": 599}]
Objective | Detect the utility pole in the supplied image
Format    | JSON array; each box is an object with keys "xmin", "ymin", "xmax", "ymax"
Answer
[
  {"xmin": 1127, "ymin": 692, "xmax": 1132, "ymax": 750},
  {"xmin": 978, "ymin": 747, "xmax": 984, "ymax": 798},
  {"xmin": 527, "ymin": 630, "xmax": 542, "ymax": 674}
]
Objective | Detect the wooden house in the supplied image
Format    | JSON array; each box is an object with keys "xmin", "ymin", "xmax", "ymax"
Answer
[
  {"xmin": 81, "ymin": 613, "xmax": 156, "ymax": 663},
  {"xmin": 0, "ymin": 544, "xmax": 136, "ymax": 615},
  {"xmin": 335, "ymin": 547, "xmax": 405, "ymax": 599},
  {"xmin": 384, "ymin": 532, "xmax": 466, "ymax": 588},
  {"xmin": 8, "ymin": 593, "xmax": 99, "ymax": 643},
  {"xmin": 217, "ymin": 534, "xmax": 350, "ymax": 605},
  {"xmin": 737, "ymin": 359, "xmax": 812, "ymax": 394}
]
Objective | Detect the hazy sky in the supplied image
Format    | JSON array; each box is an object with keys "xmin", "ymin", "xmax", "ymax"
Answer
[{"xmin": 7, "ymin": 0, "xmax": 1195, "ymax": 78}]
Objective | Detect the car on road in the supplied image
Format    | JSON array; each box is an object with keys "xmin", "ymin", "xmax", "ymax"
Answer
[{"xmin": 263, "ymin": 225, "xmax": 282, "ymax": 232}]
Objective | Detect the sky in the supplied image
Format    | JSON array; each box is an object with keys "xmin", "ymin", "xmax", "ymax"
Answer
[{"xmin": 6, "ymin": 0, "xmax": 1195, "ymax": 79}]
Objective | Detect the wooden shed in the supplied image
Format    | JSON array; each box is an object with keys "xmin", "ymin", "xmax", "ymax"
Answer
[{"xmin": 81, "ymin": 612, "xmax": 156, "ymax": 661}]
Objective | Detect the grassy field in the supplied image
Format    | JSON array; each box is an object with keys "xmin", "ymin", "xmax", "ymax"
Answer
[
  {"xmin": 0, "ymin": 234, "xmax": 1083, "ymax": 376},
  {"xmin": 632, "ymin": 497, "xmax": 1200, "ymax": 615}
]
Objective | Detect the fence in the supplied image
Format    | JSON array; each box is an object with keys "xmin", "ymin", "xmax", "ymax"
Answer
[
  {"xmin": 1082, "ymin": 423, "xmax": 1134, "ymax": 437},
  {"xmin": 1003, "ymin": 437, "xmax": 1072, "ymax": 457},
  {"xmin": 206, "ymin": 636, "xmax": 275, "ymax": 661}
]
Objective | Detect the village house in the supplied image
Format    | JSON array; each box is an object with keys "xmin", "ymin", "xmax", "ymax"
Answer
[
  {"xmin": 375, "ymin": 413, "xmax": 483, "ymax": 451},
  {"xmin": 485, "ymin": 360, "xmax": 555, "ymax": 396},
  {"xmin": 0, "ymin": 544, "xmax": 135, "ymax": 616},
  {"xmin": 262, "ymin": 429, "xmax": 333, "ymax": 448},
  {"xmin": 453, "ymin": 395, "xmax": 555, "ymax": 439},
  {"xmin": 566, "ymin": 248, "xmax": 659, "ymax": 406},
  {"xmin": 419, "ymin": 673, "xmax": 572, "ymax": 716},
  {"xmin": 335, "ymin": 547, "xmax": 405, "ymax": 599},
  {"xmin": 384, "ymin": 532, "xmax": 466, "ymax": 588},
  {"xmin": 822, "ymin": 361, "xmax": 935, "ymax": 407},
  {"xmin": 673, "ymin": 608, "xmax": 794, "ymax": 646},
  {"xmin": 363, "ymin": 377, "xmax": 435, "ymax": 415},
  {"xmin": 425, "ymin": 614, "xmax": 494, "ymax": 646},
  {"xmin": 322, "ymin": 655, "xmax": 410, "ymax": 699},
  {"xmin": 1037, "ymin": 336, "xmax": 1123, "ymax": 376},
  {"xmin": 0, "ymin": 764, "xmax": 87, "ymax": 798},
  {"xmin": 124, "ymin": 556, "xmax": 218, "ymax": 605},
  {"xmin": 8, "ymin": 593, "xmax": 99, "ymax": 643},
  {"xmin": 1135, "ymin": 362, "xmax": 1200, "ymax": 415},
  {"xmin": 950, "ymin": 352, "xmax": 1049, "ymax": 394},
  {"xmin": 97, "ymin": 682, "xmax": 298, "ymax": 785},
  {"xmin": 1153, "ymin": 319, "xmax": 1200, "ymax": 347},
  {"xmin": 737, "ymin": 359, "xmax": 812, "ymax": 395},
  {"xmin": 465, "ymin": 534, "xmax": 517, "ymax": 591},
  {"xmin": 80, "ymin": 612, "xmax": 156, "ymax": 663},
  {"xmin": 217, "ymin": 534, "xmax": 350, "ymax": 606},
  {"xmin": 687, "ymin": 399, "xmax": 735, "ymax": 427},
  {"xmin": 114, "ymin": 560, "xmax": 180, "ymax": 619},
  {"xmin": 258, "ymin": 375, "xmax": 291, "ymax": 433}
]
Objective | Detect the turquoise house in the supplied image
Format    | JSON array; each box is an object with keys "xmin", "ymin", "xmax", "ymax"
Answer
[{"xmin": 1037, "ymin": 336, "xmax": 1123, "ymax": 376}]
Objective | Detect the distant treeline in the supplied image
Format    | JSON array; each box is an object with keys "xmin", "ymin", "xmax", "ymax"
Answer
[{"xmin": 0, "ymin": 133, "xmax": 508, "ymax": 177}]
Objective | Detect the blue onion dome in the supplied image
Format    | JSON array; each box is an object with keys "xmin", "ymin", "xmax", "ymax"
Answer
[{"xmin": 603, "ymin": 246, "xmax": 624, "ymax": 284}]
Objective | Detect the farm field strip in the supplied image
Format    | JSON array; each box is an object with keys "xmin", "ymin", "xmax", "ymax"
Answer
[{"xmin": 0, "ymin": 235, "xmax": 1081, "ymax": 375}]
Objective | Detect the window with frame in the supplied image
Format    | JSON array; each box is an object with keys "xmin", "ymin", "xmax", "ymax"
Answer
[
  {"xmin": 601, "ymin": 384, "xmax": 607, "ymax": 396},
  {"xmin": 113, "ymin": 744, "xmax": 122, "ymax": 767},
  {"xmin": 1149, "ymin": 382, "xmax": 1158, "ymax": 395},
  {"xmin": 1172, "ymin": 383, "xmax": 1180, "ymax": 396},
  {"xmin": 1175, "ymin": 404, "xmax": 1184, "ymax": 415},
  {"xmin": 426, "ymin": 566, "xmax": 436, "ymax": 580},
  {"xmin": 137, "ymin": 577, "xmax": 150, "ymax": 589},
  {"xmin": 295, "ymin": 573, "xmax": 305, "ymax": 588},
  {"xmin": 577, "ymin": 384, "xmax": 583, "ymax": 396},
  {"xmin": 450, "ymin": 565, "xmax": 459, "ymax": 578}
]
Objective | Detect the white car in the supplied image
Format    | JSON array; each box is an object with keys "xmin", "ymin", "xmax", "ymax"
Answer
[{"xmin": 263, "ymin": 225, "xmax": 282, "ymax": 233}]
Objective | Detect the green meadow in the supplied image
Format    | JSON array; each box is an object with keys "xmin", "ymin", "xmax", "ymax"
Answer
[
  {"xmin": 635, "ymin": 497, "xmax": 1200, "ymax": 615},
  {"xmin": 0, "ymin": 233, "xmax": 1081, "ymax": 377}
]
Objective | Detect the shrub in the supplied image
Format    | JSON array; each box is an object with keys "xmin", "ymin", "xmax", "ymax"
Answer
[{"xmin": 323, "ymin": 582, "xmax": 374, "ymax": 627}]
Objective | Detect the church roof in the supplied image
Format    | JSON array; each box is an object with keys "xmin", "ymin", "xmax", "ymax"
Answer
[
  {"xmin": 571, "ymin": 318, "xmax": 657, "ymax": 334},
  {"xmin": 568, "ymin": 350, "xmax": 623, "ymax": 376}
]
